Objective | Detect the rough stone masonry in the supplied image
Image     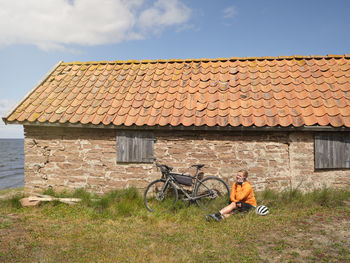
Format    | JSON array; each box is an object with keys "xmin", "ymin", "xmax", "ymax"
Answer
[{"xmin": 23, "ymin": 126, "xmax": 350, "ymax": 194}]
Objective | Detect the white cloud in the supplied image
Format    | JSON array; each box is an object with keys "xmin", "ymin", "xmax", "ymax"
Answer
[
  {"xmin": 176, "ymin": 23, "xmax": 198, "ymax": 33},
  {"xmin": 0, "ymin": 0, "xmax": 191, "ymax": 51},
  {"xmin": 139, "ymin": 0, "xmax": 191, "ymax": 33},
  {"xmin": 0, "ymin": 99, "xmax": 23, "ymax": 138},
  {"xmin": 223, "ymin": 5, "xmax": 237, "ymax": 19}
]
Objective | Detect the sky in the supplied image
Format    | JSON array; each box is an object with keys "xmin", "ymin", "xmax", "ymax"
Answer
[{"xmin": 0, "ymin": 0, "xmax": 350, "ymax": 138}]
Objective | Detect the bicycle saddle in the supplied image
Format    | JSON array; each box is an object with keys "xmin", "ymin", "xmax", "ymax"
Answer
[{"xmin": 192, "ymin": 164, "xmax": 204, "ymax": 169}]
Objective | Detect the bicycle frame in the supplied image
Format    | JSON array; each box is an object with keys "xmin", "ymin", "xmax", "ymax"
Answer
[{"xmin": 160, "ymin": 165, "xmax": 212, "ymax": 201}]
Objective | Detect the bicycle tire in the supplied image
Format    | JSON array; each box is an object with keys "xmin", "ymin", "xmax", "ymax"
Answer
[
  {"xmin": 194, "ymin": 177, "xmax": 230, "ymax": 212},
  {"xmin": 144, "ymin": 179, "xmax": 178, "ymax": 213}
]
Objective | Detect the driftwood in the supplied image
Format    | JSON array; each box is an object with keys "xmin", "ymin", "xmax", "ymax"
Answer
[{"xmin": 20, "ymin": 194, "xmax": 81, "ymax": 207}]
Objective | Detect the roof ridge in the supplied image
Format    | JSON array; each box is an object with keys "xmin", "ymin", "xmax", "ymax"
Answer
[{"xmin": 61, "ymin": 54, "xmax": 350, "ymax": 65}]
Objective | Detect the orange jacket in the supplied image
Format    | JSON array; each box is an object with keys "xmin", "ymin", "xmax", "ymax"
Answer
[{"xmin": 230, "ymin": 181, "xmax": 257, "ymax": 206}]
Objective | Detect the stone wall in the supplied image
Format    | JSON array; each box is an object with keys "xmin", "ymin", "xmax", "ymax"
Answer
[
  {"xmin": 154, "ymin": 131, "xmax": 290, "ymax": 191},
  {"xmin": 24, "ymin": 126, "xmax": 153, "ymax": 194},
  {"xmin": 289, "ymin": 132, "xmax": 350, "ymax": 189},
  {"xmin": 23, "ymin": 126, "xmax": 350, "ymax": 194}
]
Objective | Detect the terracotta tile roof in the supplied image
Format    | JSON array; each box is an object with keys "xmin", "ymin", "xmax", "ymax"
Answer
[{"xmin": 4, "ymin": 55, "xmax": 350, "ymax": 128}]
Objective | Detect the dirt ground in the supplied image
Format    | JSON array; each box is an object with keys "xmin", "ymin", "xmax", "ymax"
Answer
[{"xmin": 257, "ymin": 201, "xmax": 350, "ymax": 262}]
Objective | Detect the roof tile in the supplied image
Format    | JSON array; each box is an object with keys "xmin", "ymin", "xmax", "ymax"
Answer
[
  {"xmin": 253, "ymin": 115, "xmax": 266, "ymax": 127},
  {"xmin": 266, "ymin": 115, "xmax": 279, "ymax": 126},
  {"xmin": 291, "ymin": 115, "xmax": 305, "ymax": 127},
  {"xmin": 113, "ymin": 115, "xmax": 126, "ymax": 126},
  {"xmin": 59, "ymin": 113, "xmax": 73, "ymax": 124},
  {"xmin": 304, "ymin": 114, "xmax": 317, "ymax": 126},
  {"xmin": 343, "ymin": 117, "xmax": 350, "ymax": 126},
  {"xmin": 5, "ymin": 55, "xmax": 350, "ymax": 128},
  {"xmin": 278, "ymin": 115, "xmax": 292, "ymax": 127},
  {"xmin": 241, "ymin": 115, "xmax": 253, "ymax": 126}
]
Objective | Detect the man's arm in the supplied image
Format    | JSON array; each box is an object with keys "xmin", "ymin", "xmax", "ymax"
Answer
[
  {"xmin": 234, "ymin": 184, "xmax": 252, "ymax": 202},
  {"xmin": 230, "ymin": 183, "xmax": 237, "ymax": 202}
]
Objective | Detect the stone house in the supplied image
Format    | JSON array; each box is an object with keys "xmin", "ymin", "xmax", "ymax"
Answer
[{"xmin": 3, "ymin": 55, "xmax": 350, "ymax": 194}]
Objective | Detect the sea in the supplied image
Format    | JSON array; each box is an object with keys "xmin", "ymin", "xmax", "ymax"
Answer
[{"xmin": 0, "ymin": 139, "xmax": 24, "ymax": 190}]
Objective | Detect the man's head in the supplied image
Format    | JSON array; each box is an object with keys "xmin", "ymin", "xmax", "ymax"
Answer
[{"xmin": 236, "ymin": 170, "xmax": 248, "ymax": 182}]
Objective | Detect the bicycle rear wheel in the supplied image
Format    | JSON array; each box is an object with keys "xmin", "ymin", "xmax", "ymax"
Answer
[
  {"xmin": 144, "ymin": 179, "xmax": 178, "ymax": 213},
  {"xmin": 194, "ymin": 177, "xmax": 230, "ymax": 212}
]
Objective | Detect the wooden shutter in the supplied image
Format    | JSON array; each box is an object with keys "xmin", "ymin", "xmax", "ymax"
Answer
[
  {"xmin": 116, "ymin": 131, "xmax": 155, "ymax": 163},
  {"xmin": 315, "ymin": 135, "xmax": 350, "ymax": 169}
]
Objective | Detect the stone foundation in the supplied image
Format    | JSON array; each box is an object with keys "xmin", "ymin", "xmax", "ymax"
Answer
[{"xmin": 23, "ymin": 126, "xmax": 350, "ymax": 194}]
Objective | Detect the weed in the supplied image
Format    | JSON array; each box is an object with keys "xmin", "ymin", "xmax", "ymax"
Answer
[
  {"xmin": 94, "ymin": 196, "xmax": 111, "ymax": 211},
  {"xmin": 10, "ymin": 194, "xmax": 24, "ymax": 209},
  {"xmin": 320, "ymin": 229, "xmax": 327, "ymax": 235},
  {"xmin": 310, "ymin": 188, "xmax": 350, "ymax": 207},
  {"xmin": 280, "ymin": 187, "xmax": 303, "ymax": 205},
  {"xmin": 115, "ymin": 200, "xmax": 134, "ymax": 217},
  {"xmin": 0, "ymin": 193, "xmax": 24, "ymax": 209},
  {"xmin": 256, "ymin": 187, "xmax": 350, "ymax": 211},
  {"xmin": 258, "ymin": 188, "xmax": 280, "ymax": 206},
  {"xmin": 0, "ymin": 221, "xmax": 12, "ymax": 229},
  {"xmin": 41, "ymin": 187, "xmax": 57, "ymax": 197},
  {"xmin": 107, "ymin": 187, "xmax": 143, "ymax": 204},
  {"xmin": 72, "ymin": 188, "xmax": 95, "ymax": 205},
  {"xmin": 290, "ymin": 251, "xmax": 300, "ymax": 257}
]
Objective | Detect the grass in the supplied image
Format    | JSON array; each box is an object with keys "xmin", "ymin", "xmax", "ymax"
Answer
[
  {"xmin": 0, "ymin": 187, "xmax": 24, "ymax": 195},
  {"xmin": 0, "ymin": 187, "xmax": 349, "ymax": 262}
]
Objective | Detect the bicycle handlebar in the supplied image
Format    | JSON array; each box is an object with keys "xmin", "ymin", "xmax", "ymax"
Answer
[{"xmin": 156, "ymin": 162, "xmax": 173, "ymax": 172}]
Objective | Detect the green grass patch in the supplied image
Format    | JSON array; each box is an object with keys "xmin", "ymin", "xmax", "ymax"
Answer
[
  {"xmin": 256, "ymin": 187, "xmax": 350, "ymax": 209},
  {"xmin": 0, "ymin": 221, "xmax": 12, "ymax": 229},
  {"xmin": 0, "ymin": 187, "xmax": 24, "ymax": 196},
  {"xmin": 0, "ymin": 193, "xmax": 24, "ymax": 209},
  {"xmin": 0, "ymin": 187, "xmax": 349, "ymax": 263}
]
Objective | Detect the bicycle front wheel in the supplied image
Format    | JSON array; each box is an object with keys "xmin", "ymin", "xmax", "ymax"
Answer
[
  {"xmin": 144, "ymin": 179, "xmax": 178, "ymax": 213},
  {"xmin": 194, "ymin": 177, "xmax": 230, "ymax": 212}
]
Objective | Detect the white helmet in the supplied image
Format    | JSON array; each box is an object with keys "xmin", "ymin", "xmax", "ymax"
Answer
[{"xmin": 256, "ymin": 205, "xmax": 269, "ymax": 216}]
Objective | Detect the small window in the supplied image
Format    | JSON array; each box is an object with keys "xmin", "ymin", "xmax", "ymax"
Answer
[
  {"xmin": 116, "ymin": 131, "xmax": 155, "ymax": 163},
  {"xmin": 314, "ymin": 135, "xmax": 350, "ymax": 169}
]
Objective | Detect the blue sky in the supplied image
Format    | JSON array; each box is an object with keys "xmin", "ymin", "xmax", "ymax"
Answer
[{"xmin": 0, "ymin": 0, "xmax": 350, "ymax": 138}]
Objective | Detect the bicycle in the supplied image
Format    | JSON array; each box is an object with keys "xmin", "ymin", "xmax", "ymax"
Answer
[{"xmin": 144, "ymin": 163, "xmax": 230, "ymax": 213}]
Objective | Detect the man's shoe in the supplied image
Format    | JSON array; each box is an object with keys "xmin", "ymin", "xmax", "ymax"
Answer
[
  {"xmin": 213, "ymin": 213, "xmax": 223, "ymax": 222},
  {"xmin": 206, "ymin": 213, "xmax": 222, "ymax": 222},
  {"xmin": 205, "ymin": 214, "xmax": 215, "ymax": 221},
  {"xmin": 205, "ymin": 214, "xmax": 212, "ymax": 221}
]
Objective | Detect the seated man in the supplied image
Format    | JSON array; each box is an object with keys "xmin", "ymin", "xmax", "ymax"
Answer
[{"xmin": 206, "ymin": 169, "xmax": 257, "ymax": 221}]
